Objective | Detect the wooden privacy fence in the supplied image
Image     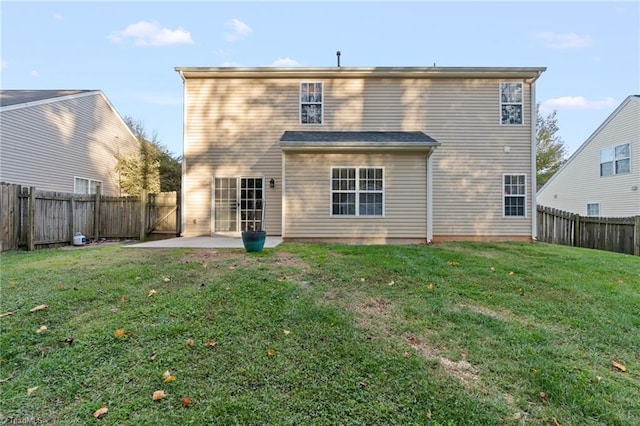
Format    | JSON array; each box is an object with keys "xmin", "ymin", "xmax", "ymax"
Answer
[
  {"xmin": 0, "ymin": 183, "xmax": 180, "ymax": 251},
  {"xmin": 537, "ymin": 205, "xmax": 640, "ymax": 256}
]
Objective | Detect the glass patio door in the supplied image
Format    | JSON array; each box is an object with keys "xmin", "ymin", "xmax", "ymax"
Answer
[{"xmin": 213, "ymin": 177, "xmax": 264, "ymax": 233}]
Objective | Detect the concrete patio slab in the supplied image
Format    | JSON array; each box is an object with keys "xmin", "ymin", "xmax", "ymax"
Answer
[{"xmin": 123, "ymin": 236, "xmax": 283, "ymax": 249}]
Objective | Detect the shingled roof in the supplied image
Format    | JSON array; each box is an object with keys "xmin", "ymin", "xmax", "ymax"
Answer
[{"xmin": 0, "ymin": 90, "xmax": 94, "ymax": 108}]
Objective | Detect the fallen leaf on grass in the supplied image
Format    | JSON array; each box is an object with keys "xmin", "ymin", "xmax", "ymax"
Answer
[
  {"xmin": 182, "ymin": 396, "xmax": 191, "ymax": 407},
  {"xmin": 185, "ymin": 339, "xmax": 194, "ymax": 346},
  {"xmin": 61, "ymin": 337, "xmax": 74, "ymax": 345},
  {"xmin": 36, "ymin": 325, "xmax": 47, "ymax": 334},
  {"xmin": 120, "ymin": 296, "xmax": 126, "ymax": 302},
  {"xmin": 539, "ymin": 391, "xmax": 547, "ymax": 399},
  {"xmin": 110, "ymin": 307, "xmax": 119, "ymax": 313},
  {"xmin": 360, "ymin": 278, "xmax": 365, "ymax": 282},
  {"xmin": 509, "ymin": 271, "xmax": 516, "ymax": 276},
  {"xmin": 283, "ymin": 330, "xmax": 290, "ymax": 335},
  {"xmin": 388, "ymin": 280, "xmax": 395, "ymax": 286},
  {"xmin": 147, "ymin": 289, "xmax": 157, "ymax": 297},
  {"xmin": 403, "ymin": 351, "xmax": 410, "ymax": 358},
  {"xmin": 163, "ymin": 277, "xmax": 171, "ymax": 283},
  {"xmin": 56, "ymin": 284, "xmax": 63, "ymax": 290},
  {"xmin": 29, "ymin": 304, "xmax": 48, "ymax": 313},
  {"xmin": 204, "ymin": 339, "xmax": 217, "ymax": 347},
  {"xmin": 552, "ymin": 416, "xmax": 561, "ymax": 426},
  {"xmin": 0, "ymin": 312, "xmax": 13, "ymax": 318},
  {"xmin": 149, "ymin": 353, "xmax": 157, "ymax": 361},
  {"xmin": 152, "ymin": 390, "xmax": 166, "ymax": 401},
  {"xmin": 163, "ymin": 371, "xmax": 176, "ymax": 383},
  {"xmin": 427, "ymin": 284, "xmax": 434, "ymax": 290},
  {"xmin": 490, "ymin": 267, "xmax": 496, "ymax": 272},
  {"xmin": 267, "ymin": 349, "xmax": 275, "ymax": 356},
  {"xmin": 27, "ymin": 386, "xmax": 38, "ymax": 395},
  {"xmin": 93, "ymin": 407, "xmax": 108, "ymax": 419},
  {"xmin": 9, "ymin": 281, "xmax": 16, "ymax": 286},
  {"xmin": 448, "ymin": 261, "xmax": 459, "ymax": 267},
  {"xmin": 408, "ymin": 336, "xmax": 418, "ymax": 345},
  {"xmin": 612, "ymin": 360, "xmax": 627, "ymax": 372},
  {"xmin": 426, "ymin": 409, "xmax": 432, "ymax": 419},
  {"xmin": 114, "ymin": 329, "xmax": 126, "ymax": 338}
]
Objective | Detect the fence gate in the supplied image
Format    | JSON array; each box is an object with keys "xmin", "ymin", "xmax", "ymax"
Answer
[{"xmin": 147, "ymin": 191, "xmax": 181, "ymax": 237}]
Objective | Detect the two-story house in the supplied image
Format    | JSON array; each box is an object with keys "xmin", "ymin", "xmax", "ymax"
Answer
[
  {"xmin": 0, "ymin": 90, "xmax": 139, "ymax": 196},
  {"xmin": 175, "ymin": 66, "xmax": 545, "ymax": 243},
  {"xmin": 537, "ymin": 95, "xmax": 639, "ymax": 217}
]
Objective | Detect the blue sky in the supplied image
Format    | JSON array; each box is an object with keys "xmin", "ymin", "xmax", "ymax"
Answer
[{"xmin": 2, "ymin": 1, "xmax": 638, "ymax": 157}]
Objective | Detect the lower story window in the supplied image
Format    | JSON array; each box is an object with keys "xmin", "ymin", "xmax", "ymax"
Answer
[
  {"xmin": 586, "ymin": 203, "xmax": 600, "ymax": 217},
  {"xmin": 331, "ymin": 167, "xmax": 384, "ymax": 216},
  {"xmin": 74, "ymin": 177, "xmax": 102, "ymax": 194},
  {"xmin": 503, "ymin": 174, "xmax": 526, "ymax": 217}
]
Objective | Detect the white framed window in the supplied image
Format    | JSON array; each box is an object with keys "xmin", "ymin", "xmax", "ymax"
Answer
[
  {"xmin": 331, "ymin": 167, "xmax": 384, "ymax": 216},
  {"xmin": 300, "ymin": 82, "xmax": 323, "ymax": 124},
  {"xmin": 586, "ymin": 203, "xmax": 600, "ymax": 217},
  {"xmin": 503, "ymin": 174, "xmax": 526, "ymax": 217},
  {"xmin": 600, "ymin": 143, "xmax": 630, "ymax": 176},
  {"xmin": 500, "ymin": 82, "xmax": 523, "ymax": 125},
  {"xmin": 74, "ymin": 177, "xmax": 102, "ymax": 194}
]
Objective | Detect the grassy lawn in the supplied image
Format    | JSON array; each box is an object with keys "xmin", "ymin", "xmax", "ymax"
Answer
[{"xmin": 1, "ymin": 242, "xmax": 638, "ymax": 425}]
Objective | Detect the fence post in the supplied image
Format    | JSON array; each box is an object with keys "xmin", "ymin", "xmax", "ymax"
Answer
[
  {"xmin": 69, "ymin": 196, "xmax": 75, "ymax": 244},
  {"xmin": 572, "ymin": 214, "xmax": 581, "ymax": 248},
  {"xmin": 27, "ymin": 186, "xmax": 36, "ymax": 251},
  {"xmin": 139, "ymin": 189, "xmax": 148, "ymax": 242},
  {"xmin": 94, "ymin": 184, "xmax": 102, "ymax": 241},
  {"xmin": 634, "ymin": 216, "xmax": 640, "ymax": 256}
]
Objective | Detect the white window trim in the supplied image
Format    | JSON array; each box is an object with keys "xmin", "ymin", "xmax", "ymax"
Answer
[
  {"xmin": 74, "ymin": 176, "xmax": 103, "ymax": 194},
  {"xmin": 600, "ymin": 142, "xmax": 631, "ymax": 177},
  {"xmin": 499, "ymin": 82, "xmax": 524, "ymax": 126},
  {"xmin": 502, "ymin": 173, "xmax": 527, "ymax": 218},
  {"xmin": 586, "ymin": 202, "xmax": 600, "ymax": 217},
  {"xmin": 299, "ymin": 81, "xmax": 324, "ymax": 125},
  {"xmin": 330, "ymin": 166, "xmax": 385, "ymax": 217}
]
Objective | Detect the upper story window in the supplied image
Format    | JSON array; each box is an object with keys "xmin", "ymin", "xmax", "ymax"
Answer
[
  {"xmin": 300, "ymin": 82, "xmax": 323, "ymax": 124},
  {"xmin": 331, "ymin": 167, "xmax": 384, "ymax": 216},
  {"xmin": 600, "ymin": 143, "xmax": 630, "ymax": 176},
  {"xmin": 74, "ymin": 177, "xmax": 102, "ymax": 194},
  {"xmin": 500, "ymin": 82, "xmax": 523, "ymax": 125},
  {"xmin": 503, "ymin": 174, "xmax": 526, "ymax": 217}
]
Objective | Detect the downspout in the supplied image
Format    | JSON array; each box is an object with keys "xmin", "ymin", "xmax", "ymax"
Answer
[
  {"xmin": 178, "ymin": 70, "xmax": 187, "ymax": 236},
  {"xmin": 530, "ymin": 75, "xmax": 538, "ymax": 241}
]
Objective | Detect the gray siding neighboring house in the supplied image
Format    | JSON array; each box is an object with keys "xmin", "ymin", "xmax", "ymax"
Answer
[
  {"xmin": 537, "ymin": 95, "xmax": 640, "ymax": 217},
  {"xmin": 0, "ymin": 90, "xmax": 139, "ymax": 195},
  {"xmin": 176, "ymin": 66, "xmax": 545, "ymax": 243}
]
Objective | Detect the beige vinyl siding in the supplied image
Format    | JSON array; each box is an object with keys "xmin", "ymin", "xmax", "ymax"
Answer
[
  {"xmin": 0, "ymin": 93, "xmax": 137, "ymax": 196},
  {"xmin": 284, "ymin": 152, "xmax": 427, "ymax": 239},
  {"xmin": 183, "ymin": 74, "xmax": 536, "ymax": 238},
  {"xmin": 183, "ymin": 79, "xmax": 290, "ymax": 236},
  {"xmin": 537, "ymin": 97, "xmax": 640, "ymax": 217},
  {"xmin": 424, "ymin": 79, "xmax": 533, "ymax": 237}
]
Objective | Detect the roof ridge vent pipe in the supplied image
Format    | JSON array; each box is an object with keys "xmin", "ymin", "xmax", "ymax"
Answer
[{"xmin": 337, "ymin": 51, "xmax": 341, "ymax": 67}]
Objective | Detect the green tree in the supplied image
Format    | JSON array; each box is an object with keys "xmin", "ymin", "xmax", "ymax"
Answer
[
  {"xmin": 116, "ymin": 117, "xmax": 181, "ymax": 195},
  {"xmin": 536, "ymin": 104, "xmax": 567, "ymax": 187}
]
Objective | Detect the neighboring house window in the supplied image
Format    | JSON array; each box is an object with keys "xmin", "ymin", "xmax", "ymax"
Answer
[
  {"xmin": 586, "ymin": 203, "xmax": 600, "ymax": 217},
  {"xmin": 503, "ymin": 174, "xmax": 526, "ymax": 217},
  {"xmin": 74, "ymin": 177, "xmax": 102, "ymax": 194},
  {"xmin": 500, "ymin": 82, "xmax": 523, "ymax": 125},
  {"xmin": 600, "ymin": 143, "xmax": 630, "ymax": 176},
  {"xmin": 300, "ymin": 82, "xmax": 323, "ymax": 124},
  {"xmin": 331, "ymin": 167, "xmax": 384, "ymax": 216}
]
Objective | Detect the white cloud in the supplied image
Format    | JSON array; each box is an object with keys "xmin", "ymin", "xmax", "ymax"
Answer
[
  {"xmin": 224, "ymin": 18, "xmax": 252, "ymax": 42},
  {"xmin": 540, "ymin": 96, "xmax": 617, "ymax": 112},
  {"xmin": 270, "ymin": 57, "xmax": 302, "ymax": 67},
  {"xmin": 108, "ymin": 21, "xmax": 193, "ymax": 46},
  {"xmin": 31, "ymin": 70, "xmax": 38, "ymax": 78},
  {"xmin": 533, "ymin": 31, "xmax": 594, "ymax": 49},
  {"xmin": 53, "ymin": 13, "xmax": 63, "ymax": 21}
]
